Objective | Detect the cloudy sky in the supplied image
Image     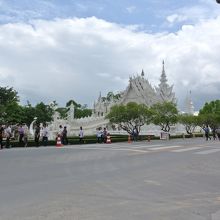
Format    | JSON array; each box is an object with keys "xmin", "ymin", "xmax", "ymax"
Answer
[{"xmin": 0, "ymin": 0, "xmax": 220, "ymax": 110}]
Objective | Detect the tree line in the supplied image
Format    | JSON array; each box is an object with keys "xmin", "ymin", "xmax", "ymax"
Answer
[
  {"xmin": 0, "ymin": 86, "xmax": 92, "ymax": 126},
  {"xmin": 106, "ymin": 100, "xmax": 220, "ymax": 135},
  {"xmin": 1, "ymin": 86, "xmax": 219, "ymax": 134}
]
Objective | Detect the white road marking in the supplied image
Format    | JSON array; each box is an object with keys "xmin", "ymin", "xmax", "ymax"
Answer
[
  {"xmin": 149, "ymin": 145, "xmax": 183, "ymax": 151},
  {"xmin": 195, "ymin": 149, "xmax": 220, "ymax": 155},
  {"xmin": 130, "ymin": 144, "xmax": 164, "ymax": 149},
  {"xmin": 171, "ymin": 147, "xmax": 203, "ymax": 152},
  {"xmin": 64, "ymin": 146, "xmax": 149, "ymax": 153}
]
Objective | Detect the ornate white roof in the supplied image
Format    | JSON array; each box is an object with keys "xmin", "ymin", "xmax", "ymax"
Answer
[{"xmin": 93, "ymin": 61, "xmax": 176, "ymax": 116}]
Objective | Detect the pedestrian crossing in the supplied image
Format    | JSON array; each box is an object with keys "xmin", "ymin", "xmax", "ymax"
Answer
[
  {"xmin": 63, "ymin": 141, "xmax": 220, "ymax": 156},
  {"xmin": 9, "ymin": 140, "xmax": 218, "ymax": 156}
]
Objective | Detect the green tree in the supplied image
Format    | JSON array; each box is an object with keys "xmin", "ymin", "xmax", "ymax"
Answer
[
  {"xmin": 66, "ymin": 100, "xmax": 92, "ymax": 119},
  {"xmin": 21, "ymin": 103, "xmax": 36, "ymax": 126},
  {"xmin": 56, "ymin": 107, "xmax": 68, "ymax": 119},
  {"xmin": 0, "ymin": 86, "xmax": 19, "ymax": 123},
  {"xmin": 4, "ymin": 102, "xmax": 24, "ymax": 124},
  {"xmin": 106, "ymin": 102, "xmax": 152, "ymax": 134},
  {"xmin": 151, "ymin": 102, "xmax": 178, "ymax": 132},
  {"xmin": 66, "ymin": 99, "xmax": 81, "ymax": 108},
  {"xmin": 35, "ymin": 102, "xmax": 54, "ymax": 124},
  {"xmin": 178, "ymin": 114, "xmax": 199, "ymax": 134},
  {"xmin": 199, "ymin": 100, "xmax": 220, "ymax": 130},
  {"xmin": 75, "ymin": 108, "xmax": 92, "ymax": 118}
]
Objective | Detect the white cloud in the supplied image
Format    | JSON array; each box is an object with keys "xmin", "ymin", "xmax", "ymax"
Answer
[
  {"xmin": 0, "ymin": 16, "xmax": 220, "ymax": 110},
  {"xmin": 165, "ymin": 0, "xmax": 220, "ymax": 26},
  {"xmin": 126, "ymin": 6, "xmax": 137, "ymax": 14},
  {"xmin": 166, "ymin": 14, "xmax": 187, "ymax": 24}
]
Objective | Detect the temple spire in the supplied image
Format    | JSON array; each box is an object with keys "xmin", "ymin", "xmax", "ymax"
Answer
[
  {"xmin": 184, "ymin": 90, "xmax": 194, "ymax": 115},
  {"xmin": 161, "ymin": 60, "xmax": 167, "ymax": 83},
  {"xmin": 98, "ymin": 91, "xmax": 102, "ymax": 101},
  {"xmin": 156, "ymin": 60, "xmax": 176, "ymax": 103}
]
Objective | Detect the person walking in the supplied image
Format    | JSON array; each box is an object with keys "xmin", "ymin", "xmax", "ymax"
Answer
[
  {"xmin": 102, "ymin": 127, "xmax": 108, "ymax": 143},
  {"xmin": 204, "ymin": 125, "xmax": 211, "ymax": 141},
  {"xmin": 23, "ymin": 124, "xmax": 29, "ymax": 147},
  {"xmin": 216, "ymin": 128, "xmax": 220, "ymax": 141},
  {"xmin": 42, "ymin": 123, "xmax": 49, "ymax": 146},
  {"xmin": 62, "ymin": 126, "xmax": 68, "ymax": 145},
  {"xmin": 132, "ymin": 126, "xmax": 138, "ymax": 141},
  {"xmin": 97, "ymin": 127, "xmax": 102, "ymax": 143},
  {"xmin": 79, "ymin": 126, "xmax": 84, "ymax": 144},
  {"xmin": 212, "ymin": 128, "xmax": 217, "ymax": 140},
  {"xmin": 18, "ymin": 124, "xmax": 24, "ymax": 147},
  {"xmin": 55, "ymin": 125, "xmax": 63, "ymax": 144},
  {"xmin": 34, "ymin": 124, "xmax": 41, "ymax": 147},
  {"xmin": 5, "ymin": 125, "xmax": 12, "ymax": 148},
  {"xmin": 0, "ymin": 125, "xmax": 4, "ymax": 149}
]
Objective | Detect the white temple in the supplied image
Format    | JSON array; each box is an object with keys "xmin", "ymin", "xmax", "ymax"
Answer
[
  {"xmin": 93, "ymin": 61, "xmax": 176, "ymax": 117},
  {"xmin": 46, "ymin": 61, "xmax": 191, "ymax": 138}
]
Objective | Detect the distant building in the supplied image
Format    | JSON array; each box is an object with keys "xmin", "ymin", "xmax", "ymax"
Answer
[
  {"xmin": 183, "ymin": 91, "xmax": 195, "ymax": 115},
  {"xmin": 93, "ymin": 61, "xmax": 176, "ymax": 117}
]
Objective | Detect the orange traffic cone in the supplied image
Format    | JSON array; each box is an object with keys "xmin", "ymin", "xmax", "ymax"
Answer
[
  {"xmin": 128, "ymin": 135, "xmax": 131, "ymax": 143},
  {"xmin": 56, "ymin": 136, "xmax": 63, "ymax": 147},
  {"xmin": 106, "ymin": 134, "xmax": 111, "ymax": 144}
]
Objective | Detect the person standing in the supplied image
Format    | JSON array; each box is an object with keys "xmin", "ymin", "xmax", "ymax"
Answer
[
  {"xmin": 34, "ymin": 124, "xmax": 40, "ymax": 147},
  {"xmin": 62, "ymin": 126, "xmax": 68, "ymax": 145},
  {"xmin": 18, "ymin": 124, "xmax": 24, "ymax": 147},
  {"xmin": 0, "ymin": 125, "xmax": 4, "ymax": 149},
  {"xmin": 102, "ymin": 127, "xmax": 108, "ymax": 143},
  {"xmin": 79, "ymin": 126, "xmax": 84, "ymax": 144},
  {"xmin": 204, "ymin": 125, "xmax": 211, "ymax": 141},
  {"xmin": 5, "ymin": 125, "xmax": 12, "ymax": 148},
  {"xmin": 216, "ymin": 128, "xmax": 220, "ymax": 141},
  {"xmin": 42, "ymin": 123, "xmax": 49, "ymax": 146},
  {"xmin": 23, "ymin": 124, "xmax": 29, "ymax": 147},
  {"xmin": 132, "ymin": 126, "xmax": 138, "ymax": 141},
  {"xmin": 97, "ymin": 127, "xmax": 102, "ymax": 143},
  {"xmin": 212, "ymin": 128, "xmax": 217, "ymax": 140},
  {"xmin": 56, "ymin": 125, "xmax": 62, "ymax": 143}
]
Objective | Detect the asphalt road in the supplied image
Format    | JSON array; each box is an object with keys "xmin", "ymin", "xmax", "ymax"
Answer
[{"xmin": 0, "ymin": 138, "xmax": 220, "ymax": 220}]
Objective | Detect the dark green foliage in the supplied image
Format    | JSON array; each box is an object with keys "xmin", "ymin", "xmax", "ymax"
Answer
[
  {"xmin": 178, "ymin": 114, "xmax": 199, "ymax": 134},
  {"xmin": 56, "ymin": 107, "xmax": 68, "ymax": 119},
  {"xmin": 66, "ymin": 99, "xmax": 92, "ymax": 119},
  {"xmin": 198, "ymin": 100, "xmax": 220, "ymax": 129},
  {"xmin": 75, "ymin": 108, "xmax": 92, "ymax": 119},
  {"xmin": 0, "ymin": 87, "xmax": 19, "ymax": 123},
  {"xmin": 150, "ymin": 102, "xmax": 178, "ymax": 132},
  {"xmin": 106, "ymin": 102, "xmax": 152, "ymax": 134},
  {"xmin": 34, "ymin": 102, "xmax": 54, "ymax": 124},
  {"xmin": 66, "ymin": 99, "xmax": 81, "ymax": 108},
  {"xmin": 101, "ymin": 91, "xmax": 121, "ymax": 102}
]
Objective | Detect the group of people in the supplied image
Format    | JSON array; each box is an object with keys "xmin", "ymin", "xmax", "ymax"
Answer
[
  {"xmin": 96, "ymin": 127, "xmax": 108, "ymax": 143},
  {"xmin": 204, "ymin": 125, "xmax": 220, "ymax": 141},
  {"xmin": 0, "ymin": 124, "xmax": 29, "ymax": 149},
  {"xmin": 0, "ymin": 124, "xmax": 13, "ymax": 149},
  {"xmin": 57, "ymin": 125, "xmax": 68, "ymax": 145},
  {"xmin": 34, "ymin": 123, "xmax": 49, "ymax": 147},
  {"xmin": 56, "ymin": 125, "xmax": 84, "ymax": 145}
]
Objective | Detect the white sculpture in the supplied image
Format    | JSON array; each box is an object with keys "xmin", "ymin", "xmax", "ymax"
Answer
[
  {"xmin": 67, "ymin": 103, "xmax": 75, "ymax": 122},
  {"xmin": 29, "ymin": 117, "xmax": 37, "ymax": 136}
]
